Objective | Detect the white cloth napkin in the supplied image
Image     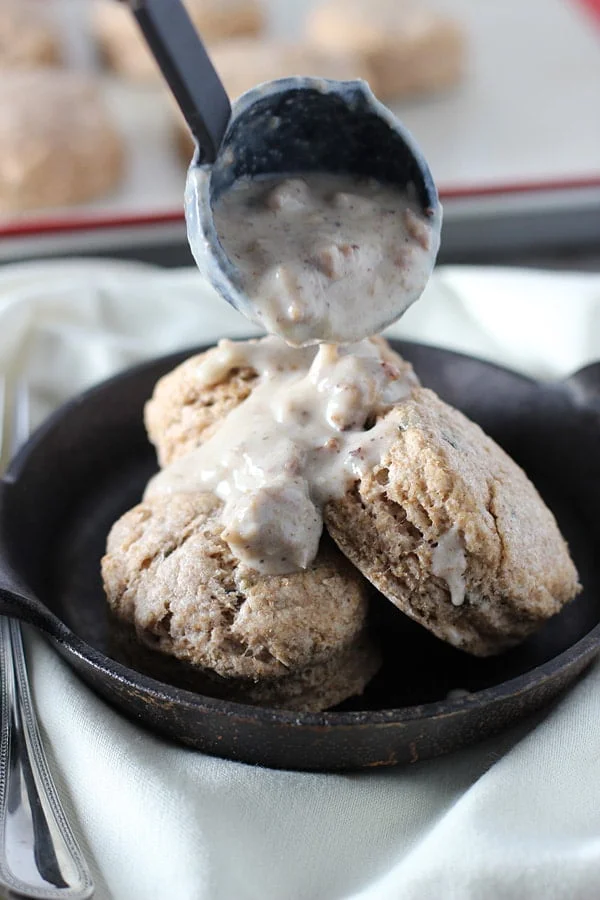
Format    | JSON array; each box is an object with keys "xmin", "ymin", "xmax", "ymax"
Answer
[{"xmin": 2, "ymin": 260, "xmax": 600, "ymax": 900}]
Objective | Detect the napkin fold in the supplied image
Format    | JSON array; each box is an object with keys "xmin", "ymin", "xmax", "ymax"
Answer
[{"xmin": 2, "ymin": 260, "xmax": 599, "ymax": 900}]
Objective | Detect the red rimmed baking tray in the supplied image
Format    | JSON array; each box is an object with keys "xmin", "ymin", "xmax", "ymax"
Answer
[{"xmin": 0, "ymin": 0, "xmax": 598, "ymax": 260}]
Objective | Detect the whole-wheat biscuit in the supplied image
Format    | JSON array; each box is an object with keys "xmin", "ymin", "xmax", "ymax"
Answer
[
  {"xmin": 93, "ymin": 0, "xmax": 265, "ymax": 81},
  {"xmin": 306, "ymin": 0, "xmax": 465, "ymax": 100},
  {"xmin": 102, "ymin": 492, "xmax": 375, "ymax": 690},
  {"xmin": 144, "ymin": 336, "xmax": 412, "ymax": 467},
  {"xmin": 0, "ymin": 2, "xmax": 61, "ymax": 70},
  {"xmin": 0, "ymin": 70, "xmax": 123, "ymax": 213},
  {"xmin": 324, "ymin": 388, "xmax": 580, "ymax": 655},
  {"xmin": 236, "ymin": 633, "xmax": 380, "ymax": 710},
  {"xmin": 110, "ymin": 615, "xmax": 380, "ymax": 711},
  {"xmin": 174, "ymin": 38, "xmax": 370, "ymax": 161}
]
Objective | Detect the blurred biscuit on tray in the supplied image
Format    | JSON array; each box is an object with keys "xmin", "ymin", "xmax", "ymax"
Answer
[
  {"xmin": 174, "ymin": 38, "xmax": 369, "ymax": 161},
  {"xmin": 306, "ymin": 0, "xmax": 465, "ymax": 101},
  {"xmin": 0, "ymin": 0, "xmax": 62, "ymax": 69},
  {"xmin": 92, "ymin": 0, "xmax": 266, "ymax": 81},
  {"xmin": 0, "ymin": 70, "xmax": 124, "ymax": 214}
]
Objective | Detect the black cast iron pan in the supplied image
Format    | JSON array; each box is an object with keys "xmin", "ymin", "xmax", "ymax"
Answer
[{"xmin": 0, "ymin": 341, "xmax": 599, "ymax": 771}]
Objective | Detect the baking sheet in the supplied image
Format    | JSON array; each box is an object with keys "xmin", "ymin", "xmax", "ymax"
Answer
[{"xmin": 1, "ymin": 0, "xmax": 599, "ymax": 237}]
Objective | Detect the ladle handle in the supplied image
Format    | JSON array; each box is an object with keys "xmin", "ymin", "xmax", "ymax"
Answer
[{"xmin": 118, "ymin": 0, "xmax": 231, "ymax": 162}]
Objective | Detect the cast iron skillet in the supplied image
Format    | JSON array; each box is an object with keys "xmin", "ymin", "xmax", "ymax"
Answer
[{"xmin": 0, "ymin": 341, "xmax": 598, "ymax": 771}]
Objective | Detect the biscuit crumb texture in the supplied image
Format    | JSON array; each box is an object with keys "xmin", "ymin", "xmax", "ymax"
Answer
[
  {"xmin": 102, "ymin": 492, "xmax": 380, "ymax": 709},
  {"xmin": 325, "ymin": 388, "xmax": 580, "ymax": 655}
]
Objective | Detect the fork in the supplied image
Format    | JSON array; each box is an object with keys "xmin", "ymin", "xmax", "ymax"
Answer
[{"xmin": 0, "ymin": 377, "xmax": 94, "ymax": 899}]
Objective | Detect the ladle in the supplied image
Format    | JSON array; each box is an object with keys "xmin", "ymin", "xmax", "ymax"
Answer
[{"xmin": 122, "ymin": 0, "xmax": 442, "ymax": 338}]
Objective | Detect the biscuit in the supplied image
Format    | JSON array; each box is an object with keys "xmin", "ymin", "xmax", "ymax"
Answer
[
  {"xmin": 102, "ymin": 492, "xmax": 374, "ymax": 687},
  {"xmin": 324, "ymin": 388, "xmax": 580, "ymax": 655},
  {"xmin": 0, "ymin": 71, "xmax": 124, "ymax": 213},
  {"xmin": 174, "ymin": 38, "xmax": 370, "ymax": 161},
  {"xmin": 0, "ymin": 2, "xmax": 61, "ymax": 69},
  {"xmin": 110, "ymin": 616, "xmax": 380, "ymax": 711},
  {"xmin": 306, "ymin": 0, "xmax": 465, "ymax": 100},
  {"xmin": 236, "ymin": 632, "xmax": 380, "ymax": 711},
  {"xmin": 93, "ymin": 0, "xmax": 265, "ymax": 81}
]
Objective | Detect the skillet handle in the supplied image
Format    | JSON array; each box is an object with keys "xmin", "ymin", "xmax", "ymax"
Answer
[
  {"xmin": 0, "ymin": 478, "xmax": 66, "ymax": 639},
  {"xmin": 0, "ymin": 565, "xmax": 64, "ymax": 641},
  {"xmin": 564, "ymin": 361, "xmax": 600, "ymax": 413}
]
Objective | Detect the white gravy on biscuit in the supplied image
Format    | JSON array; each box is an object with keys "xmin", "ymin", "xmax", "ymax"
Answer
[{"xmin": 146, "ymin": 336, "xmax": 415, "ymax": 574}]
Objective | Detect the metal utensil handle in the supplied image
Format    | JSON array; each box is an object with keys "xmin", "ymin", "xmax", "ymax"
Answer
[
  {"xmin": 120, "ymin": 0, "xmax": 231, "ymax": 162},
  {"xmin": 0, "ymin": 617, "xmax": 94, "ymax": 898}
]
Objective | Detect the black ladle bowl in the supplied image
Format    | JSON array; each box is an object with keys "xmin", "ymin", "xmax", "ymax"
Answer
[
  {"xmin": 185, "ymin": 77, "xmax": 441, "ymax": 332},
  {"xmin": 0, "ymin": 342, "xmax": 598, "ymax": 771}
]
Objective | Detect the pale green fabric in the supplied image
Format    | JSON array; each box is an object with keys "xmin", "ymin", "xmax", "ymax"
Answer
[{"xmin": 2, "ymin": 260, "xmax": 599, "ymax": 900}]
